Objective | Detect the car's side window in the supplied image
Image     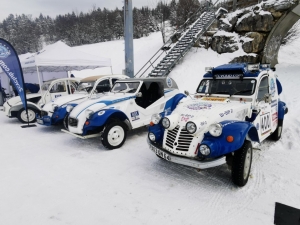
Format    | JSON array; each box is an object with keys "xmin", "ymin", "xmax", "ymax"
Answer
[
  {"xmin": 96, "ymin": 79, "xmax": 111, "ymax": 92},
  {"xmin": 50, "ymin": 81, "xmax": 66, "ymax": 93},
  {"xmin": 257, "ymin": 76, "xmax": 269, "ymax": 100}
]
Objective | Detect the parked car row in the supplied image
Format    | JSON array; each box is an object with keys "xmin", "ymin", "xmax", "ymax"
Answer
[{"xmin": 1, "ymin": 63, "xmax": 288, "ymax": 187}]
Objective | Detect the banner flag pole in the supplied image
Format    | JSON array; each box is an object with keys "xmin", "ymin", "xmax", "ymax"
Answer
[{"xmin": 0, "ymin": 38, "xmax": 36, "ymax": 128}]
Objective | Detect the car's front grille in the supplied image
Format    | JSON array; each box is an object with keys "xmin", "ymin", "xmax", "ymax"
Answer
[
  {"xmin": 165, "ymin": 126, "xmax": 193, "ymax": 152},
  {"xmin": 41, "ymin": 110, "xmax": 48, "ymax": 117},
  {"xmin": 69, "ymin": 117, "xmax": 78, "ymax": 127}
]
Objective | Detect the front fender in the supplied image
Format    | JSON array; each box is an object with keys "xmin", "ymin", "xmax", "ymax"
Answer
[
  {"xmin": 148, "ymin": 123, "xmax": 164, "ymax": 145},
  {"xmin": 83, "ymin": 109, "xmax": 129, "ymax": 135},
  {"xmin": 201, "ymin": 120, "xmax": 259, "ymax": 158},
  {"xmin": 163, "ymin": 93, "xmax": 186, "ymax": 116}
]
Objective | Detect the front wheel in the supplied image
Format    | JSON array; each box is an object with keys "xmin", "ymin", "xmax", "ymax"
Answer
[
  {"xmin": 101, "ymin": 120, "xmax": 128, "ymax": 150},
  {"xmin": 17, "ymin": 108, "xmax": 36, "ymax": 123},
  {"xmin": 231, "ymin": 140, "xmax": 253, "ymax": 187},
  {"xmin": 63, "ymin": 114, "xmax": 69, "ymax": 130}
]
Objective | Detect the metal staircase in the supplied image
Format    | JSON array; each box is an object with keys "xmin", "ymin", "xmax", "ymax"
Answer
[{"xmin": 135, "ymin": 3, "xmax": 227, "ymax": 78}]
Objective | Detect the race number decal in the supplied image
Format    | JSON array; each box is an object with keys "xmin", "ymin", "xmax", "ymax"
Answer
[
  {"xmin": 131, "ymin": 111, "xmax": 140, "ymax": 121},
  {"xmin": 260, "ymin": 112, "xmax": 271, "ymax": 135}
]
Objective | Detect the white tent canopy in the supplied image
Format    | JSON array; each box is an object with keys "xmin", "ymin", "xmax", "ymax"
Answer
[
  {"xmin": 0, "ymin": 41, "xmax": 112, "ymax": 95},
  {"xmin": 21, "ymin": 41, "xmax": 111, "ymax": 73}
]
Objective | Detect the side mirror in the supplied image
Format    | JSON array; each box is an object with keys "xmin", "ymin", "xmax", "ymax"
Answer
[
  {"xmin": 136, "ymin": 92, "xmax": 142, "ymax": 97},
  {"xmin": 184, "ymin": 90, "xmax": 189, "ymax": 96},
  {"xmin": 264, "ymin": 93, "xmax": 272, "ymax": 104}
]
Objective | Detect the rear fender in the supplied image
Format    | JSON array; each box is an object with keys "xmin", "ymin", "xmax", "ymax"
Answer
[
  {"xmin": 278, "ymin": 101, "xmax": 287, "ymax": 120},
  {"xmin": 10, "ymin": 102, "xmax": 41, "ymax": 113},
  {"xmin": 201, "ymin": 120, "xmax": 259, "ymax": 158}
]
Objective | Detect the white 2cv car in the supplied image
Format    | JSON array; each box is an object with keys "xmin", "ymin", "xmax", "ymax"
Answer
[
  {"xmin": 3, "ymin": 77, "xmax": 80, "ymax": 123},
  {"xmin": 148, "ymin": 63, "xmax": 288, "ymax": 187},
  {"xmin": 36, "ymin": 74, "xmax": 128, "ymax": 127},
  {"xmin": 62, "ymin": 77, "xmax": 185, "ymax": 149}
]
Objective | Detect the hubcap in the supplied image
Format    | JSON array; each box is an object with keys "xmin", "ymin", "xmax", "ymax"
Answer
[
  {"xmin": 107, "ymin": 125, "xmax": 125, "ymax": 146},
  {"xmin": 243, "ymin": 147, "xmax": 252, "ymax": 180},
  {"xmin": 21, "ymin": 109, "xmax": 35, "ymax": 122}
]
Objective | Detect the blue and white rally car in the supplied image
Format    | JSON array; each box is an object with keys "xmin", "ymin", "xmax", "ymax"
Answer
[
  {"xmin": 36, "ymin": 75, "xmax": 128, "ymax": 127},
  {"xmin": 148, "ymin": 63, "xmax": 288, "ymax": 187},
  {"xmin": 62, "ymin": 77, "xmax": 185, "ymax": 149}
]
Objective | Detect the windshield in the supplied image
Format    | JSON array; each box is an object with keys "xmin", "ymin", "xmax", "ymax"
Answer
[
  {"xmin": 76, "ymin": 81, "xmax": 95, "ymax": 93},
  {"xmin": 197, "ymin": 79, "xmax": 256, "ymax": 96},
  {"xmin": 111, "ymin": 82, "xmax": 140, "ymax": 93}
]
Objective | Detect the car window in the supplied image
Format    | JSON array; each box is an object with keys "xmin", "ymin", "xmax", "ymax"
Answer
[
  {"xmin": 257, "ymin": 76, "xmax": 269, "ymax": 100},
  {"xmin": 50, "ymin": 81, "xmax": 66, "ymax": 93},
  {"xmin": 111, "ymin": 82, "xmax": 140, "ymax": 93},
  {"xmin": 197, "ymin": 79, "xmax": 256, "ymax": 96},
  {"xmin": 96, "ymin": 79, "xmax": 111, "ymax": 92}
]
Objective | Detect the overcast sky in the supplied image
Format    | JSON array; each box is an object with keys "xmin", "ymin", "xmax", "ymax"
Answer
[{"xmin": 0, "ymin": 0, "xmax": 172, "ymax": 21}]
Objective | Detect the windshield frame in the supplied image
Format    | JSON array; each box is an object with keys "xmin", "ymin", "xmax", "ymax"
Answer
[
  {"xmin": 111, "ymin": 81, "xmax": 142, "ymax": 94},
  {"xmin": 196, "ymin": 78, "xmax": 257, "ymax": 96}
]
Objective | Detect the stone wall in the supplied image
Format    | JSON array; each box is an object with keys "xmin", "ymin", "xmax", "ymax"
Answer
[{"xmin": 200, "ymin": 0, "xmax": 299, "ymax": 63}]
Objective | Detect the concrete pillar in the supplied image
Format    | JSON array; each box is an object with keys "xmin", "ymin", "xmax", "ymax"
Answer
[{"xmin": 124, "ymin": 0, "xmax": 134, "ymax": 78}]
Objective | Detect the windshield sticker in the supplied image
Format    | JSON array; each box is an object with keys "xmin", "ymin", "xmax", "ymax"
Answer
[
  {"xmin": 186, "ymin": 103, "xmax": 212, "ymax": 110},
  {"xmin": 201, "ymin": 97, "xmax": 228, "ymax": 102},
  {"xmin": 131, "ymin": 111, "xmax": 140, "ymax": 121}
]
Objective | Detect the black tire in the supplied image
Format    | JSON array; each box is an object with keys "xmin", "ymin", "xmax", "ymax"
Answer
[
  {"xmin": 101, "ymin": 120, "xmax": 128, "ymax": 150},
  {"xmin": 63, "ymin": 114, "xmax": 69, "ymax": 130},
  {"xmin": 270, "ymin": 119, "xmax": 283, "ymax": 141},
  {"xmin": 17, "ymin": 107, "xmax": 37, "ymax": 123},
  {"xmin": 231, "ymin": 140, "xmax": 253, "ymax": 187}
]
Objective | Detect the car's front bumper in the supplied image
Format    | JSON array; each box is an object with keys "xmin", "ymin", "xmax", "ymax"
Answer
[
  {"xmin": 36, "ymin": 114, "xmax": 52, "ymax": 126},
  {"xmin": 61, "ymin": 129, "xmax": 101, "ymax": 139},
  {"xmin": 148, "ymin": 139, "xmax": 226, "ymax": 169}
]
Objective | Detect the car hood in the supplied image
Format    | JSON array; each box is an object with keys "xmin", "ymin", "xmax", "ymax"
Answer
[
  {"xmin": 69, "ymin": 93, "xmax": 135, "ymax": 118},
  {"xmin": 7, "ymin": 93, "xmax": 41, "ymax": 106},
  {"xmin": 51, "ymin": 94, "xmax": 87, "ymax": 106},
  {"xmin": 172, "ymin": 97, "xmax": 251, "ymax": 128}
]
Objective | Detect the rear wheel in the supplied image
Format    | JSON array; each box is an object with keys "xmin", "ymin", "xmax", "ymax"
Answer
[
  {"xmin": 17, "ymin": 108, "xmax": 36, "ymax": 123},
  {"xmin": 231, "ymin": 140, "xmax": 253, "ymax": 187},
  {"xmin": 101, "ymin": 120, "xmax": 127, "ymax": 150},
  {"xmin": 270, "ymin": 119, "xmax": 283, "ymax": 141}
]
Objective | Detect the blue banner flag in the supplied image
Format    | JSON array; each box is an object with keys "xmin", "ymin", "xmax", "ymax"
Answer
[{"xmin": 0, "ymin": 38, "xmax": 27, "ymax": 110}]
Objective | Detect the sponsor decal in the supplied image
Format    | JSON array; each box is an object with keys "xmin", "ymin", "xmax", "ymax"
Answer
[
  {"xmin": 98, "ymin": 111, "xmax": 105, "ymax": 116},
  {"xmin": 186, "ymin": 102, "xmax": 212, "ymax": 110},
  {"xmin": 55, "ymin": 94, "xmax": 61, "ymax": 98},
  {"xmin": 272, "ymin": 112, "xmax": 278, "ymax": 121},
  {"xmin": 131, "ymin": 111, "xmax": 140, "ymax": 121},
  {"xmin": 180, "ymin": 113, "xmax": 194, "ymax": 122},
  {"xmin": 0, "ymin": 43, "xmax": 11, "ymax": 59},
  {"xmin": 166, "ymin": 77, "xmax": 172, "ymax": 88},
  {"xmin": 260, "ymin": 112, "xmax": 271, "ymax": 135},
  {"xmin": 214, "ymin": 74, "xmax": 243, "ymax": 78},
  {"xmin": 164, "ymin": 107, "xmax": 171, "ymax": 116},
  {"xmin": 220, "ymin": 109, "xmax": 233, "ymax": 117},
  {"xmin": 201, "ymin": 97, "xmax": 227, "ymax": 102},
  {"xmin": 270, "ymin": 78, "xmax": 276, "ymax": 97},
  {"xmin": 222, "ymin": 121, "xmax": 237, "ymax": 127},
  {"xmin": 200, "ymin": 121, "xmax": 207, "ymax": 126}
]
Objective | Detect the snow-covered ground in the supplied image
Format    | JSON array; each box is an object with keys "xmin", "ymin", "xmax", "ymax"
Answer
[{"xmin": 1, "ymin": 32, "xmax": 300, "ymax": 225}]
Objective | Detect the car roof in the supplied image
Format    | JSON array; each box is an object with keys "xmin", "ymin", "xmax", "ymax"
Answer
[
  {"xmin": 115, "ymin": 77, "xmax": 178, "ymax": 89},
  {"xmin": 80, "ymin": 74, "xmax": 127, "ymax": 82}
]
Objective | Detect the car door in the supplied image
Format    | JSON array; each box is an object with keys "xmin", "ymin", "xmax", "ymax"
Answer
[
  {"xmin": 253, "ymin": 75, "xmax": 272, "ymax": 142},
  {"xmin": 44, "ymin": 80, "xmax": 68, "ymax": 103}
]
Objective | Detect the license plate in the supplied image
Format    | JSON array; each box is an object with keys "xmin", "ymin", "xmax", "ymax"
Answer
[
  {"xmin": 37, "ymin": 119, "xmax": 44, "ymax": 124},
  {"xmin": 150, "ymin": 144, "xmax": 171, "ymax": 161}
]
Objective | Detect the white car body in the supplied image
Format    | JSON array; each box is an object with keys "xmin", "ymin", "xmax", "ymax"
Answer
[
  {"xmin": 37, "ymin": 75, "xmax": 128, "ymax": 126},
  {"xmin": 3, "ymin": 77, "xmax": 80, "ymax": 123}
]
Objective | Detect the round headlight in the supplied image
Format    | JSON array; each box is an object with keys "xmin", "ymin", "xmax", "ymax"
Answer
[
  {"xmin": 162, "ymin": 117, "xmax": 170, "ymax": 128},
  {"xmin": 199, "ymin": 145, "xmax": 211, "ymax": 156},
  {"xmin": 66, "ymin": 105, "xmax": 74, "ymax": 113},
  {"xmin": 151, "ymin": 113, "xmax": 162, "ymax": 124},
  {"xmin": 186, "ymin": 121, "xmax": 197, "ymax": 134},
  {"xmin": 148, "ymin": 133, "xmax": 156, "ymax": 142},
  {"xmin": 52, "ymin": 104, "xmax": 58, "ymax": 111},
  {"xmin": 208, "ymin": 123, "xmax": 222, "ymax": 137},
  {"xmin": 85, "ymin": 109, "xmax": 94, "ymax": 119}
]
